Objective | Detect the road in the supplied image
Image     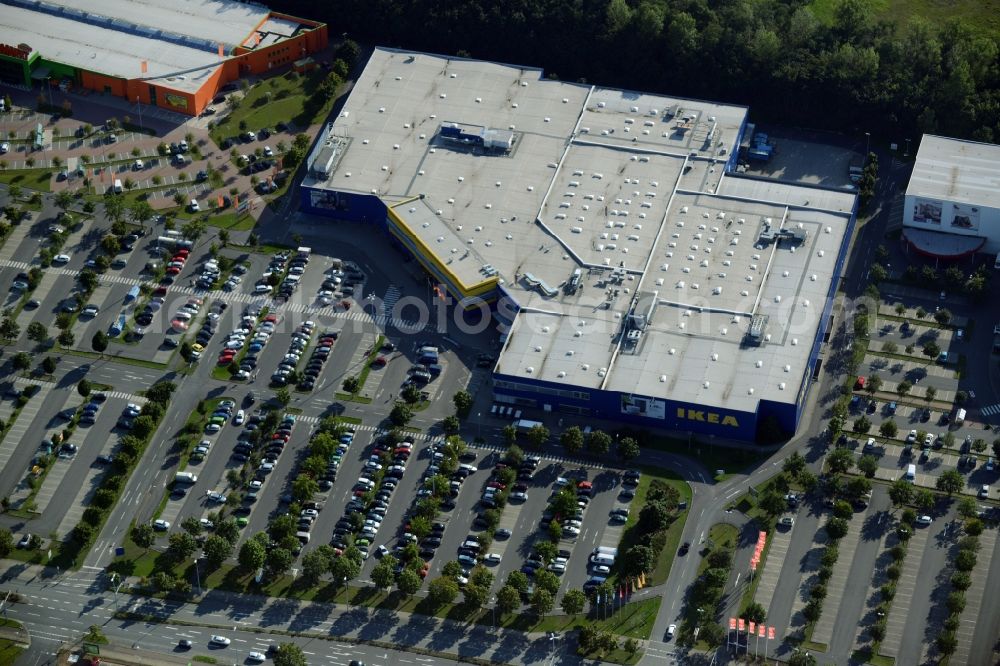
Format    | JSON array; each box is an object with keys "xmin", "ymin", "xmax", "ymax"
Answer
[{"xmin": 1, "ymin": 564, "xmax": 582, "ymax": 666}]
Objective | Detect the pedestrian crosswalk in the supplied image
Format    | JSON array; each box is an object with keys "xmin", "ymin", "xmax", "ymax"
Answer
[
  {"xmin": 981, "ymin": 404, "xmax": 1000, "ymax": 417},
  {"xmin": 383, "ymin": 285, "xmax": 401, "ymax": 320}
]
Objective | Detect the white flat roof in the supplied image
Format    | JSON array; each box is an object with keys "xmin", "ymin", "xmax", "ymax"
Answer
[
  {"xmin": 0, "ymin": 5, "xmax": 222, "ymax": 93},
  {"xmin": 311, "ymin": 48, "xmax": 854, "ymax": 410},
  {"xmin": 40, "ymin": 0, "xmax": 271, "ymax": 48},
  {"xmin": 908, "ymin": 134, "xmax": 1000, "ymax": 209}
]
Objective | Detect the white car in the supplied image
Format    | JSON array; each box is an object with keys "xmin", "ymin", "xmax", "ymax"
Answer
[
  {"xmin": 667, "ymin": 624, "xmax": 676, "ymax": 639},
  {"xmin": 247, "ymin": 652, "xmax": 265, "ymax": 663},
  {"xmin": 234, "ymin": 409, "xmax": 245, "ymax": 425},
  {"xmin": 916, "ymin": 515, "xmax": 933, "ymax": 525},
  {"xmin": 263, "ymin": 146, "xmax": 273, "ymax": 157},
  {"xmin": 485, "ymin": 553, "xmax": 501, "ymax": 564},
  {"xmin": 53, "ymin": 254, "xmax": 71, "ymax": 264},
  {"xmin": 254, "ymin": 284, "xmax": 273, "ymax": 294},
  {"xmin": 153, "ymin": 519, "xmax": 170, "ymax": 531},
  {"xmin": 199, "ymin": 518, "xmax": 215, "ymax": 530},
  {"xmin": 593, "ymin": 564, "xmax": 611, "ymax": 574},
  {"xmin": 209, "ymin": 635, "xmax": 230, "ymax": 647},
  {"xmin": 189, "ymin": 199, "xmax": 200, "ymax": 212},
  {"xmin": 563, "ymin": 526, "xmax": 581, "ymax": 536},
  {"xmin": 207, "ymin": 492, "xmax": 227, "ymax": 503}
]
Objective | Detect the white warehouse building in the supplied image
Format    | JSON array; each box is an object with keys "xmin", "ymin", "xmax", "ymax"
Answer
[{"xmin": 903, "ymin": 134, "xmax": 1000, "ymax": 260}]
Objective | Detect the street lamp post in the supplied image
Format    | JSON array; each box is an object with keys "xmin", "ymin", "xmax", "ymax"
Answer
[
  {"xmin": 193, "ymin": 558, "xmax": 202, "ymax": 596},
  {"xmin": 490, "ymin": 596, "xmax": 496, "ymax": 629},
  {"xmin": 865, "ymin": 131, "xmax": 871, "ymax": 156},
  {"xmin": 547, "ymin": 632, "xmax": 560, "ymax": 666},
  {"xmin": 477, "ymin": 412, "xmax": 481, "ymax": 442}
]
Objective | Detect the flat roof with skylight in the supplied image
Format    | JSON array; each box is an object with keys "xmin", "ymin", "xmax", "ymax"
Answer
[{"xmin": 306, "ymin": 47, "xmax": 854, "ymax": 417}]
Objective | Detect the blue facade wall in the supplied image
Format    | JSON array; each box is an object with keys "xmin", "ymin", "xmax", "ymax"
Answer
[
  {"xmin": 299, "ymin": 187, "xmax": 387, "ymax": 224},
  {"xmin": 794, "ymin": 195, "xmax": 860, "ymax": 432},
  {"xmin": 493, "ymin": 373, "xmax": 758, "ymax": 440}
]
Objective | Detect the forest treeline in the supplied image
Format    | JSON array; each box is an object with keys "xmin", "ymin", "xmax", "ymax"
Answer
[{"xmin": 276, "ymin": 0, "xmax": 1000, "ymax": 142}]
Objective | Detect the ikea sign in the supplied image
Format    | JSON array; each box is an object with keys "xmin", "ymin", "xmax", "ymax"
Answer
[{"xmin": 676, "ymin": 407, "xmax": 740, "ymax": 428}]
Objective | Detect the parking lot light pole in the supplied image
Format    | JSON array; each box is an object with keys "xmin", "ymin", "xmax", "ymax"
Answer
[
  {"xmin": 490, "ymin": 596, "xmax": 496, "ymax": 629},
  {"xmin": 194, "ymin": 558, "xmax": 202, "ymax": 596},
  {"xmin": 865, "ymin": 132, "xmax": 870, "ymax": 156}
]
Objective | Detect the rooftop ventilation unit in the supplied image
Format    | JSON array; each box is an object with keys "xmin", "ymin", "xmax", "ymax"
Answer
[{"xmin": 747, "ymin": 314, "xmax": 769, "ymax": 346}]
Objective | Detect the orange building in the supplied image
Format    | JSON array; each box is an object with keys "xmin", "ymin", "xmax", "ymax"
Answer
[{"xmin": 0, "ymin": 0, "xmax": 327, "ymax": 117}]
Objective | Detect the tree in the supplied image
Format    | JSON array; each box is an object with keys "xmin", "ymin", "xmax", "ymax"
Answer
[
  {"xmin": 888, "ymin": 479, "xmax": 913, "ymax": 508},
  {"xmin": 273, "ymin": 643, "xmax": 308, "ymax": 666},
  {"xmin": 936, "ymin": 470, "xmax": 964, "ymax": 496},
  {"xmin": 827, "ymin": 447, "xmax": 854, "ymax": 474},
  {"xmin": 783, "ymin": 451, "xmax": 806, "ymax": 477},
  {"xmin": 0, "ymin": 317, "xmax": 20, "ymax": 341},
  {"xmin": 934, "ymin": 308, "xmax": 952, "ymax": 325},
  {"xmin": 397, "ymin": 568, "xmax": 422, "ymax": 596},
  {"xmin": 914, "ymin": 488, "xmax": 935, "ymax": 512},
  {"xmin": 896, "ymin": 380, "xmax": 912, "ymax": 398},
  {"xmin": 845, "ymin": 477, "xmax": 871, "ymax": 501},
  {"xmin": 621, "ymin": 544, "xmax": 654, "ymax": 577},
  {"xmin": 972, "ymin": 438, "xmax": 987, "ymax": 453},
  {"xmin": 502, "ymin": 424, "xmax": 517, "ymax": 446},
  {"xmin": 181, "ymin": 516, "xmax": 203, "ymax": 536},
  {"xmin": 300, "ymin": 549, "xmax": 331, "ymax": 587},
  {"xmin": 865, "ymin": 374, "xmax": 883, "ymax": 396},
  {"xmin": 826, "ymin": 517, "xmax": 849, "ymax": 540},
  {"xmin": 452, "ymin": 390, "xmax": 473, "ymax": 417},
  {"xmin": 390, "ymin": 402, "xmax": 413, "ymax": 425},
  {"xmin": 957, "ymin": 496, "xmax": 977, "ymax": 519},
  {"xmin": 131, "ymin": 523, "xmax": 155, "ymax": 550},
  {"xmin": 561, "ymin": 588, "xmax": 586, "ymax": 615},
  {"xmin": 560, "ymin": 426, "xmax": 583, "ymax": 454},
  {"xmin": 759, "ymin": 491, "xmax": 786, "ymax": 518},
  {"xmin": 427, "ymin": 576, "xmax": 459, "ymax": 607},
  {"xmin": 58, "ymin": 330, "xmax": 75, "ymax": 347},
  {"xmin": 857, "ymin": 454, "xmax": 878, "ymax": 478},
  {"xmin": 275, "ymin": 387, "xmax": 291, "ymax": 406},
  {"xmin": 744, "ymin": 601, "xmax": 767, "ymax": 623},
  {"xmin": 330, "ymin": 549, "xmax": 362, "ymax": 586},
  {"xmin": 238, "ymin": 537, "xmax": 266, "ymax": 572},
  {"xmin": 923, "ymin": 341, "xmax": 940, "ymax": 358},
  {"xmin": 530, "ymin": 588, "xmax": 554, "ymax": 615},
  {"xmin": 853, "ymin": 416, "xmax": 872, "ymax": 433},
  {"xmin": 181, "ymin": 220, "xmax": 206, "ymax": 241},
  {"xmin": 528, "ymin": 424, "xmax": 550, "ymax": 448},
  {"xmin": 618, "ymin": 436, "xmax": 640, "ymax": 460},
  {"xmin": 203, "ymin": 535, "xmax": 233, "ymax": 568},
  {"xmin": 587, "ymin": 430, "xmax": 612, "ymax": 455},
  {"xmin": 292, "ymin": 475, "xmax": 318, "ymax": 502},
  {"xmin": 534, "ymin": 569, "xmax": 561, "ymax": 596},
  {"xmin": 371, "ymin": 558, "xmax": 397, "ymax": 591},
  {"xmin": 168, "ymin": 532, "xmax": 197, "ymax": 561},
  {"xmin": 26, "ymin": 321, "xmax": 47, "ymax": 343},
  {"xmin": 127, "ymin": 199, "xmax": 155, "ymax": 231},
  {"xmin": 788, "ymin": 653, "xmax": 818, "ymax": 666},
  {"xmin": 342, "ymin": 375, "xmax": 360, "ymax": 393},
  {"xmin": 925, "ymin": 386, "xmax": 937, "ymax": 402},
  {"xmin": 266, "ymin": 547, "xmax": 294, "ymax": 577},
  {"xmin": 442, "ymin": 415, "xmax": 460, "ymax": 434},
  {"xmin": 639, "ymin": 499, "xmax": 673, "ymax": 530},
  {"xmin": 497, "ymin": 585, "xmax": 521, "ymax": 615}
]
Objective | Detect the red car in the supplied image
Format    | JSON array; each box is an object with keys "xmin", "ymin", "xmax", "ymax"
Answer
[
  {"xmin": 855, "ymin": 375, "xmax": 866, "ymax": 390},
  {"xmin": 174, "ymin": 248, "xmax": 190, "ymax": 257},
  {"xmin": 371, "ymin": 356, "xmax": 387, "ymax": 368},
  {"xmin": 264, "ymin": 314, "xmax": 279, "ymax": 323},
  {"xmin": 166, "ymin": 266, "xmax": 181, "ymax": 275}
]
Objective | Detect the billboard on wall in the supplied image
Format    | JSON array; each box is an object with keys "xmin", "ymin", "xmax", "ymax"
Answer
[
  {"xmin": 164, "ymin": 93, "xmax": 188, "ymax": 109},
  {"xmin": 912, "ymin": 198, "xmax": 942, "ymax": 225},
  {"xmin": 950, "ymin": 203, "xmax": 980, "ymax": 231},
  {"xmin": 620, "ymin": 394, "xmax": 665, "ymax": 419}
]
